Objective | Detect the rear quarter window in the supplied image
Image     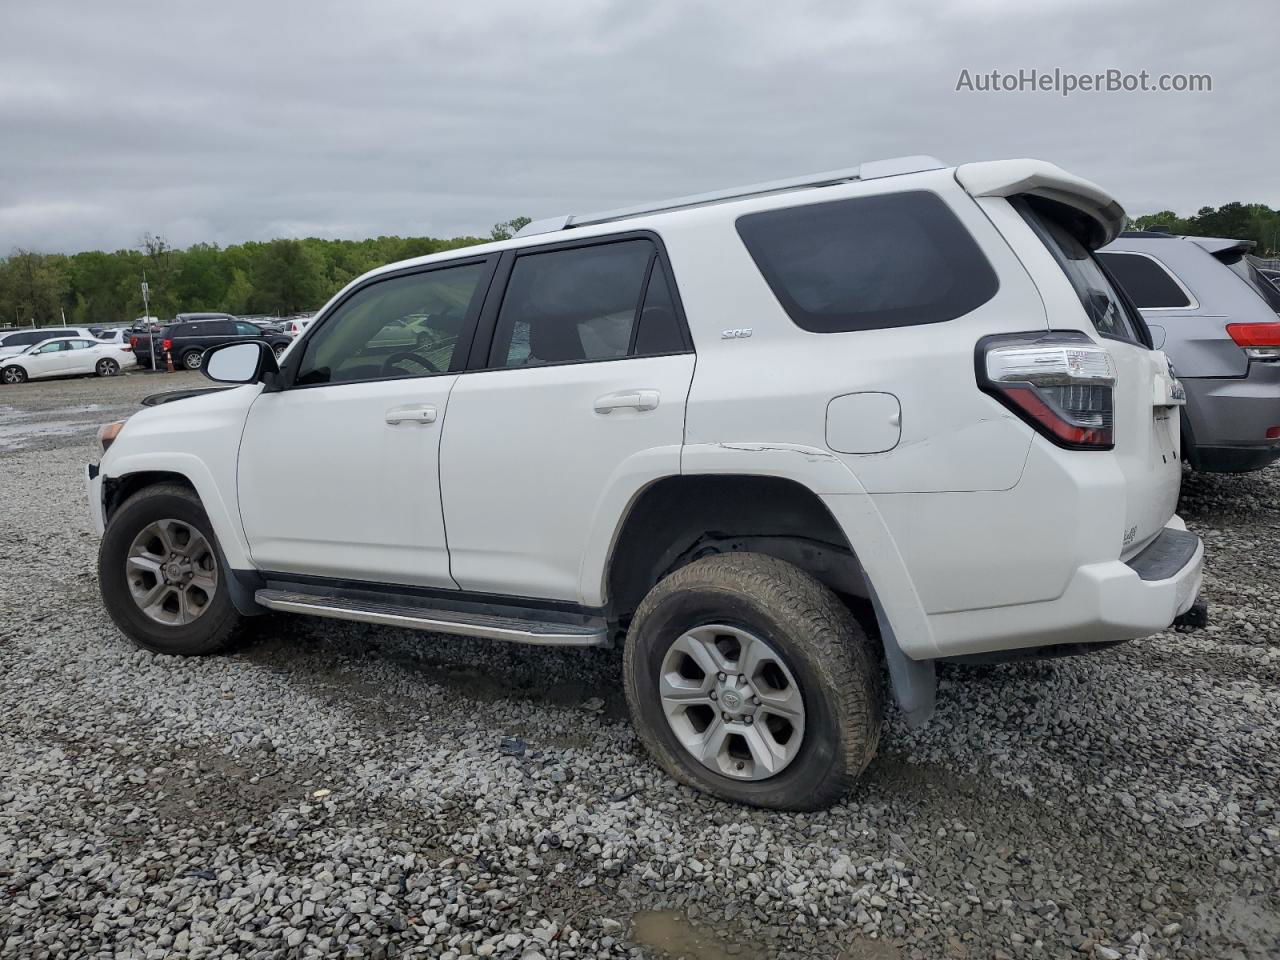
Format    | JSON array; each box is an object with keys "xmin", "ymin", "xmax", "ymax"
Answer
[
  {"xmin": 735, "ymin": 190, "xmax": 999, "ymax": 333},
  {"xmin": 1096, "ymin": 252, "xmax": 1192, "ymax": 309}
]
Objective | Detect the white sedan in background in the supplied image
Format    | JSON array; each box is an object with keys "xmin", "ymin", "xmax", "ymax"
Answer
[{"xmin": 0, "ymin": 336, "xmax": 138, "ymax": 385}]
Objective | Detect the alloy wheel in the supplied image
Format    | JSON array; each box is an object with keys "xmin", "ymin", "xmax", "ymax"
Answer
[
  {"xmin": 125, "ymin": 519, "xmax": 218, "ymax": 625},
  {"xmin": 658, "ymin": 624, "xmax": 806, "ymax": 781}
]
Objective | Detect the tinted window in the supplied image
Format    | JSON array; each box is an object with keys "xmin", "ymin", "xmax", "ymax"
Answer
[
  {"xmin": 1016, "ymin": 198, "xmax": 1142, "ymax": 344},
  {"xmin": 632, "ymin": 258, "xmax": 685, "ymax": 355},
  {"xmin": 1097, "ymin": 252, "xmax": 1191, "ymax": 309},
  {"xmin": 296, "ymin": 261, "xmax": 486, "ymax": 386},
  {"xmin": 2, "ymin": 332, "xmax": 41, "ymax": 347},
  {"xmin": 735, "ymin": 191, "xmax": 998, "ymax": 333},
  {"xmin": 489, "ymin": 239, "xmax": 667, "ymax": 367},
  {"xmin": 234, "ymin": 322, "xmax": 262, "ymax": 336}
]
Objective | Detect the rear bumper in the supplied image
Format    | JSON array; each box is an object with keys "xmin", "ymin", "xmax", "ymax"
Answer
[
  {"xmin": 1191, "ymin": 444, "xmax": 1280, "ymax": 473},
  {"xmin": 1183, "ymin": 368, "xmax": 1280, "ymax": 469},
  {"xmin": 925, "ymin": 522, "xmax": 1203, "ymax": 657}
]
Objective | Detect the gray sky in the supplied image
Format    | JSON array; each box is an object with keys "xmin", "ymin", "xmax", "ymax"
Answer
[{"xmin": 1, "ymin": 0, "xmax": 1274, "ymax": 254}]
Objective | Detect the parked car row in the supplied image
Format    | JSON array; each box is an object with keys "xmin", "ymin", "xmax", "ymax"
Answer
[
  {"xmin": 130, "ymin": 313, "xmax": 294, "ymax": 370},
  {"xmin": 0, "ymin": 311, "xmax": 312, "ymax": 384}
]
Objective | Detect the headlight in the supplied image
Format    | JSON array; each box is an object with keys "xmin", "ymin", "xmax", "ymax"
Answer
[{"xmin": 97, "ymin": 420, "xmax": 127, "ymax": 452}]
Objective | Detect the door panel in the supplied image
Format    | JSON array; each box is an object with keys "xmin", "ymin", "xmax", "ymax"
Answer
[
  {"xmin": 238, "ymin": 377, "xmax": 458, "ymax": 585},
  {"xmin": 236, "ymin": 256, "xmax": 493, "ymax": 586},
  {"xmin": 440, "ymin": 354, "xmax": 695, "ymax": 601}
]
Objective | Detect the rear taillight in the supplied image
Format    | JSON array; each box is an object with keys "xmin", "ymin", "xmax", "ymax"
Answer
[
  {"xmin": 978, "ymin": 332, "xmax": 1116, "ymax": 450},
  {"xmin": 1226, "ymin": 322, "xmax": 1280, "ymax": 361},
  {"xmin": 129, "ymin": 335, "xmax": 138, "ymax": 348},
  {"xmin": 162, "ymin": 338, "xmax": 172, "ymax": 352}
]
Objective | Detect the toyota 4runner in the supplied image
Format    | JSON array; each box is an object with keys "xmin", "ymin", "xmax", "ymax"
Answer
[{"xmin": 87, "ymin": 156, "xmax": 1203, "ymax": 810}]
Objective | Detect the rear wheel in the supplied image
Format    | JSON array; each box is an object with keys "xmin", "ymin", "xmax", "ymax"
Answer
[
  {"xmin": 272, "ymin": 342, "xmax": 286, "ymax": 359},
  {"xmin": 98, "ymin": 483, "xmax": 247, "ymax": 655},
  {"xmin": 182, "ymin": 350, "xmax": 203, "ymax": 370},
  {"xmin": 96, "ymin": 358, "xmax": 120, "ymax": 377},
  {"xmin": 1, "ymin": 365, "xmax": 27, "ymax": 385},
  {"xmin": 624, "ymin": 553, "xmax": 882, "ymax": 810}
]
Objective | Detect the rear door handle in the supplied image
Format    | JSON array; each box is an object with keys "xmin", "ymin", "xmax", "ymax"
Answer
[
  {"xmin": 385, "ymin": 404, "xmax": 437, "ymax": 425},
  {"xmin": 593, "ymin": 390, "xmax": 660, "ymax": 414}
]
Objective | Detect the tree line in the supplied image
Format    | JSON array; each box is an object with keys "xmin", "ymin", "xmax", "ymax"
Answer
[
  {"xmin": 0, "ymin": 218, "xmax": 531, "ymax": 329},
  {"xmin": 3, "ymin": 199, "xmax": 1278, "ymax": 328},
  {"xmin": 1131, "ymin": 202, "xmax": 1280, "ymax": 254}
]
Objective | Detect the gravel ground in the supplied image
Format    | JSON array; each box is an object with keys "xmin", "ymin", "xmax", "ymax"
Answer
[{"xmin": 1, "ymin": 372, "xmax": 1277, "ymax": 960}]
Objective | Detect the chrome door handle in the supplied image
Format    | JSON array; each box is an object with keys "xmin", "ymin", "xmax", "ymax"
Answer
[
  {"xmin": 594, "ymin": 390, "xmax": 659, "ymax": 414},
  {"xmin": 385, "ymin": 404, "xmax": 437, "ymax": 425}
]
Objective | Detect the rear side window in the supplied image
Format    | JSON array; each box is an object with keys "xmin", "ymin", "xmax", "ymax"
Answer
[
  {"xmin": 735, "ymin": 191, "xmax": 998, "ymax": 333},
  {"xmin": 488, "ymin": 238, "xmax": 686, "ymax": 367},
  {"xmin": 1096, "ymin": 252, "xmax": 1192, "ymax": 309},
  {"xmin": 1015, "ymin": 197, "xmax": 1145, "ymax": 345}
]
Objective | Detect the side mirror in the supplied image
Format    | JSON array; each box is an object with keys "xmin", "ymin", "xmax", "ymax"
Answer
[{"xmin": 202, "ymin": 340, "xmax": 279, "ymax": 384}]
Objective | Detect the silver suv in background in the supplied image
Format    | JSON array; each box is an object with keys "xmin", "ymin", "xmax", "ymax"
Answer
[{"xmin": 1099, "ymin": 232, "xmax": 1280, "ymax": 472}]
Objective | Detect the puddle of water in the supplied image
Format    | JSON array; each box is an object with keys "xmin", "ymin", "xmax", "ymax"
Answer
[
  {"xmin": 0, "ymin": 420, "xmax": 96, "ymax": 448},
  {"xmin": 631, "ymin": 910, "xmax": 758, "ymax": 960},
  {"xmin": 1194, "ymin": 895, "xmax": 1280, "ymax": 948},
  {"xmin": 631, "ymin": 909, "xmax": 902, "ymax": 960}
]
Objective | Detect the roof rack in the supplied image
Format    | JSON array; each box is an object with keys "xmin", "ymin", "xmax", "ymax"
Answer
[{"xmin": 515, "ymin": 155, "xmax": 946, "ymax": 238}]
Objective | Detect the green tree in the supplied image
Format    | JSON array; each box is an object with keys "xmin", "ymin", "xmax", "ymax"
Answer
[
  {"xmin": 0, "ymin": 250, "xmax": 69, "ymax": 326},
  {"xmin": 249, "ymin": 239, "xmax": 328, "ymax": 314},
  {"xmin": 490, "ymin": 216, "xmax": 532, "ymax": 241}
]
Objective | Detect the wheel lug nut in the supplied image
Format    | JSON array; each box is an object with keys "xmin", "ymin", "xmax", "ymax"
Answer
[
  {"xmin": 709, "ymin": 690, "xmax": 718, "ymax": 700},
  {"xmin": 721, "ymin": 712, "xmax": 730, "ymax": 722},
  {"xmin": 717, "ymin": 672, "xmax": 727, "ymax": 682}
]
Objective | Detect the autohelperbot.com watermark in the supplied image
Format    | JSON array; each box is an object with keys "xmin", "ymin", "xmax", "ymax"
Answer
[{"xmin": 955, "ymin": 67, "xmax": 1212, "ymax": 97}]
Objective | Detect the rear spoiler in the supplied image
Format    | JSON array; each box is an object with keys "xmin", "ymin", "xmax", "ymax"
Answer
[
  {"xmin": 1185, "ymin": 236, "xmax": 1257, "ymax": 263},
  {"xmin": 954, "ymin": 159, "xmax": 1127, "ymax": 249}
]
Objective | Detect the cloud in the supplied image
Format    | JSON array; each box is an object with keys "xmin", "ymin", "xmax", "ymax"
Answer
[{"xmin": 0, "ymin": 0, "xmax": 1273, "ymax": 253}]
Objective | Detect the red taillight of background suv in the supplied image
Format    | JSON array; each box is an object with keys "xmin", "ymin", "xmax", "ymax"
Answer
[
  {"xmin": 162, "ymin": 338, "xmax": 173, "ymax": 353},
  {"xmin": 977, "ymin": 332, "xmax": 1116, "ymax": 449},
  {"xmin": 1226, "ymin": 323, "xmax": 1280, "ymax": 362},
  {"xmin": 129, "ymin": 336, "xmax": 138, "ymax": 349}
]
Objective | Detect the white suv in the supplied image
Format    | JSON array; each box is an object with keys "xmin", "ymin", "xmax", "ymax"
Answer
[{"xmin": 87, "ymin": 156, "xmax": 1203, "ymax": 810}]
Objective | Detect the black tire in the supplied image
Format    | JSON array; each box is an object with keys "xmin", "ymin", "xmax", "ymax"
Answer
[
  {"xmin": 1, "ymin": 365, "xmax": 27, "ymax": 385},
  {"xmin": 96, "ymin": 358, "xmax": 120, "ymax": 377},
  {"xmin": 98, "ymin": 483, "xmax": 247, "ymax": 655},
  {"xmin": 272, "ymin": 342, "xmax": 286, "ymax": 358},
  {"xmin": 624, "ymin": 553, "xmax": 882, "ymax": 810},
  {"xmin": 181, "ymin": 350, "xmax": 203, "ymax": 370}
]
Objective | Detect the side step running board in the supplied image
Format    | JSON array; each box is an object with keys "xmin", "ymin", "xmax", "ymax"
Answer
[{"xmin": 255, "ymin": 589, "xmax": 610, "ymax": 647}]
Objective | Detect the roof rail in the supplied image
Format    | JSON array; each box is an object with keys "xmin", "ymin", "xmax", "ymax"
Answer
[{"xmin": 515, "ymin": 155, "xmax": 946, "ymax": 238}]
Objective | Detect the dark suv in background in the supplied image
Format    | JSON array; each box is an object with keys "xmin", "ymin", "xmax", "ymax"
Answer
[{"xmin": 132, "ymin": 313, "xmax": 293, "ymax": 370}]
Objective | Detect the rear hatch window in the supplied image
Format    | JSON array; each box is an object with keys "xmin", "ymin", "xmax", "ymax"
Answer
[
  {"xmin": 1014, "ymin": 196, "xmax": 1149, "ymax": 346},
  {"xmin": 735, "ymin": 190, "xmax": 998, "ymax": 333}
]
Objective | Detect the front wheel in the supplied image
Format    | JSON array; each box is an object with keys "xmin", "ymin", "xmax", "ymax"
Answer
[
  {"xmin": 96, "ymin": 358, "xmax": 120, "ymax": 377},
  {"xmin": 1, "ymin": 365, "xmax": 27, "ymax": 385},
  {"xmin": 624, "ymin": 553, "xmax": 882, "ymax": 810},
  {"xmin": 98, "ymin": 483, "xmax": 247, "ymax": 655},
  {"xmin": 272, "ymin": 343, "xmax": 286, "ymax": 359}
]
